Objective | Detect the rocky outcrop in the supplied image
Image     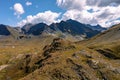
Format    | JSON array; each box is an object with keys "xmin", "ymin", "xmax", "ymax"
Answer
[
  {"xmin": 43, "ymin": 38, "xmax": 75, "ymax": 56},
  {"xmin": 96, "ymin": 49, "xmax": 120, "ymax": 59}
]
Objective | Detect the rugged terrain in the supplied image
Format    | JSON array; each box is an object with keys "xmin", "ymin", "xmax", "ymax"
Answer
[
  {"xmin": 0, "ymin": 21, "xmax": 120, "ymax": 80},
  {"xmin": 0, "ymin": 36, "xmax": 120, "ymax": 80}
]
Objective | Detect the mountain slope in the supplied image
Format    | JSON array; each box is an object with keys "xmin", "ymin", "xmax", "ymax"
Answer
[
  {"xmin": 88, "ymin": 23, "xmax": 120, "ymax": 43},
  {"xmin": 0, "ymin": 24, "xmax": 11, "ymax": 36},
  {"xmin": 0, "ymin": 38, "xmax": 119, "ymax": 80},
  {"xmin": 22, "ymin": 19, "xmax": 101, "ymax": 38},
  {"xmin": 22, "ymin": 23, "xmax": 48, "ymax": 35},
  {"xmin": 0, "ymin": 24, "xmax": 25, "ymax": 39},
  {"xmin": 79, "ymin": 23, "xmax": 120, "ymax": 60},
  {"xmin": 21, "ymin": 23, "xmax": 33, "ymax": 34},
  {"xmin": 86, "ymin": 24, "xmax": 107, "ymax": 32},
  {"xmin": 50, "ymin": 19, "xmax": 100, "ymax": 38}
]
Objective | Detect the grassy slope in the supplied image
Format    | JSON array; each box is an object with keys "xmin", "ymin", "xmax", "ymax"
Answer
[
  {"xmin": 0, "ymin": 37, "xmax": 119, "ymax": 80},
  {"xmin": 0, "ymin": 36, "xmax": 54, "ymax": 65},
  {"xmin": 78, "ymin": 24, "xmax": 120, "ymax": 59}
]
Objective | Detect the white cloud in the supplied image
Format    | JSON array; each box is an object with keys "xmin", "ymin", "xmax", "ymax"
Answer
[
  {"xmin": 62, "ymin": 9, "xmax": 98, "ymax": 25},
  {"xmin": 86, "ymin": 0, "xmax": 120, "ymax": 7},
  {"xmin": 57, "ymin": 0, "xmax": 120, "ymax": 9},
  {"xmin": 57, "ymin": 0, "xmax": 120, "ymax": 27},
  {"xmin": 57, "ymin": 0, "xmax": 86, "ymax": 10},
  {"xmin": 17, "ymin": 0, "xmax": 120, "ymax": 27},
  {"xmin": 18, "ymin": 11, "xmax": 61, "ymax": 27},
  {"xmin": 26, "ymin": 1, "xmax": 32, "ymax": 6},
  {"xmin": 13, "ymin": 3, "xmax": 24, "ymax": 18},
  {"xmin": 62, "ymin": 6, "xmax": 120, "ymax": 27}
]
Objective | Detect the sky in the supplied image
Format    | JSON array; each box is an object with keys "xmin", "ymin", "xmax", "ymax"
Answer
[{"xmin": 0, "ymin": 0, "xmax": 120, "ymax": 27}]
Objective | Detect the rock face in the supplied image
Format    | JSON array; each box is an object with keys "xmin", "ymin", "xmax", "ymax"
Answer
[
  {"xmin": 96, "ymin": 49, "xmax": 120, "ymax": 59},
  {"xmin": 22, "ymin": 23, "xmax": 48, "ymax": 35},
  {"xmin": 43, "ymin": 38, "xmax": 75, "ymax": 56},
  {"xmin": 49, "ymin": 19, "xmax": 100, "ymax": 38},
  {"xmin": 0, "ymin": 24, "xmax": 10, "ymax": 36}
]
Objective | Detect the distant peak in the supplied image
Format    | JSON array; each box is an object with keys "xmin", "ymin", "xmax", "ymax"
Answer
[
  {"xmin": 0, "ymin": 24, "xmax": 6, "ymax": 26},
  {"xmin": 66, "ymin": 19, "xmax": 76, "ymax": 22}
]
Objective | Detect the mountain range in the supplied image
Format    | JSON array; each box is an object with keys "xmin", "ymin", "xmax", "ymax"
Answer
[{"xmin": 0, "ymin": 19, "xmax": 106, "ymax": 40}]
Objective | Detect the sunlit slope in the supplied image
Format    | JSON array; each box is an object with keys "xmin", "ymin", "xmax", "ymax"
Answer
[
  {"xmin": 79, "ymin": 24, "xmax": 120, "ymax": 59},
  {"xmin": 0, "ymin": 38, "xmax": 119, "ymax": 80}
]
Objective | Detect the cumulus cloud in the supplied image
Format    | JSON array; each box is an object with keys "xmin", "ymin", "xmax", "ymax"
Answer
[
  {"xmin": 62, "ymin": 9, "xmax": 98, "ymax": 25},
  {"xmin": 17, "ymin": 0, "xmax": 120, "ymax": 27},
  {"xmin": 57, "ymin": 0, "xmax": 120, "ymax": 27},
  {"xmin": 57, "ymin": 0, "xmax": 86, "ymax": 10},
  {"xmin": 18, "ymin": 11, "xmax": 61, "ymax": 27},
  {"xmin": 86, "ymin": 0, "xmax": 120, "ymax": 7},
  {"xmin": 13, "ymin": 3, "xmax": 24, "ymax": 18},
  {"xmin": 26, "ymin": 1, "xmax": 32, "ymax": 6}
]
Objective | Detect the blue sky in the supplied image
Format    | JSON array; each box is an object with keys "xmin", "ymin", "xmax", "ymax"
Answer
[
  {"xmin": 0, "ymin": 0, "xmax": 120, "ymax": 27},
  {"xmin": 0, "ymin": 0, "xmax": 64, "ymax": 26}
]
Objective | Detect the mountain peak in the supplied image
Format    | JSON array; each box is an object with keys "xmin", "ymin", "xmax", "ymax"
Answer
[{"xmin": 0, "ymin": 19, "xmax": 103, "ymax": 38}]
